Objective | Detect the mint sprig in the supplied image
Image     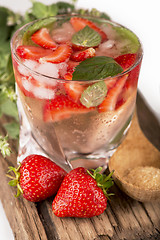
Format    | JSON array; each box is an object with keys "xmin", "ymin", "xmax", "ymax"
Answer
[
  {"xmin": 72, "ymin": 25, "xmax": 101, "ymax": 47},
  {"xmin": 72, "ymin": 56, "xmax": 123, "ymax": 81}
]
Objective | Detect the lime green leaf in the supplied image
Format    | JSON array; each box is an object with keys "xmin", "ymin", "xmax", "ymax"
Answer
[
  {"xmin": 72, "ymin": 26, "xmax": 101, "ymax": 48},
  {"xmin": 3, "ymin": 122, "xmax": 19, "ymax": 139},
  {"xmin": 72, "ymin": 56, "xmax": 123, "ymax": 81},
  {"xmin": 80, "ymin": 81, "xmax": 107, "ymax": 108}
]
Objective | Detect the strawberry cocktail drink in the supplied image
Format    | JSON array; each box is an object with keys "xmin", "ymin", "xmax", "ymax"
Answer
[{"xmin": 11, "ymin": 15, "xmax": 142, "ymax": 171}]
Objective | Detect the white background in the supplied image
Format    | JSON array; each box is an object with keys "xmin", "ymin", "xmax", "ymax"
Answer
[{"xmin": 0, "ymin": 0, "xmax": 160, "ymax": 239}]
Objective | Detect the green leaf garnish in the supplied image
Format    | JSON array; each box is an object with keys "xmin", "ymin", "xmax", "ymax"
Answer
[
  {"xmin": 80, "ymin": 81, "xmax": 107, "ymax": 108},
  {"xmin": 114, "ymin": 26, "xmax": 140, "ymax": 54},
  {"xmin": 72, "ymin": 56, "xmax": 123, "ymax": 81},
  {"xmin": 72, "ymin": 25, "xmax": 101, "ymax": 47},
  {"xmin": 31, "ymin": 2, "xmax": 58, "ymax": 19}
]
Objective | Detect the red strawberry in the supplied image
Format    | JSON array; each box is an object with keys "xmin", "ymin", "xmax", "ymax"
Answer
[
  {"xmin": 70, "ymin": 47, "xmax": 95, "ymax": 62},
  {"xmin": 52, "ymin": 167, "xmax": 114, "ymax": 218},
  {"xmin": 114, "ymin": 53, "xmax": 137, "ymax": 70},
  {"xmin": 16, "ymin": 45, "xmax": 52, "ymax": 60},
  {"xmin": 70, "ymin": 17, "xmax": 107, "ymax": 42},
  {"xmin": 67, "ymin": 60, "xmax": 80, "ymax": 73},
  {"xmin": 64, "ymin": 81, "xmax": 85, "ymax": 102},
  {"xmin": 31, "ymin": 28, "xmax": 57, "ymax": 50},
  {"xmin": 60, "ymin": 61, "xmax": 80, "ymax": 80},
  {"xmin": 99, "ymin": 75, "xmax": 128, "ymax": 112},
  {"xmin": 63, "ymin": 72, "xmax": 73, "ymax": 80},
  {"xmin": 43, "ymin": 95, "xmax": 93, "ymax": 122},
  {"xmin": 115, "ymin": 54, "xmax": 141, "ymax": 89},
  {"xmin": 7, "ymin": 155, "xmax": 67, "ymax": 202},
  {"xmin": 40, "ymin": 44, "xmax": 72, "ymax": 63}
]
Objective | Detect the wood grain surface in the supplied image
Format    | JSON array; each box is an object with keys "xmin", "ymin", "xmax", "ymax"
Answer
[{"xmin": 0, "ymin": 92, "xmax": 160, "ymax": 240}]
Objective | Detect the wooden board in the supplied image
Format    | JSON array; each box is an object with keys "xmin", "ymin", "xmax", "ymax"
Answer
[{"xmin": 0, "ymin": 93, "xmax": 160, "ymax": 240}]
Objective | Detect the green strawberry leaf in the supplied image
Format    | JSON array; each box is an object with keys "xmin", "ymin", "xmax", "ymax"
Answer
[
  {"xmin": 71, "ymin": 25, "xmax": 101, "ymax": 47},
  {"xmin": 114, "ymin": 26, "xmax": 140, "ymax": 54},
  {"xmin": 80, "ymin": 81, "xmax": 107, "ymax": 108},
  {"xmin": 22, "ymin": 17, "xmax": 56, "ymax": 45},
  {"xmin": 72, "ymin": 56, "xmax": 123, "ymax": 81},
  {"xmin": 3, "ymin": 122, "xmax": 19, "ymax": 139},
  {"xmin": 0, "ymin": 99, "xmax": 19, "ymax": 121}
]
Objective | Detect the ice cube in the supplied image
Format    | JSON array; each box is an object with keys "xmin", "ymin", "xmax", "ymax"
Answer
[
  {"xmin": 57, "ymin": 62, "xmax": 68, "ymax": 78},
  {"xmin": 51, "ymin": 22, "xmax": 75, "ymax": 43},
  {"xmin": 33, "ymin": 86, "xmax": 55, "ymax": 99},
  {"xmin": 18, "ymin": 60, "xmax": 38, "ymax": 76},
  {"xmin": 99, "ymin": 40, "xmax": 115, "ymax": 50},
  {"xmin": 33, "ymin": 62, "xmax": 59, "ymax": 86},
  {"xmin": 22, "ymin": 76, "xmax": 55, "ymax": 99}
]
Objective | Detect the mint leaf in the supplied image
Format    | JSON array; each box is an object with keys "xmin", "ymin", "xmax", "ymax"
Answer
[
  {"xmin": 23, "ymin": 17, "xmax": 56, "ymax": 45},
  {"xmin": 31, "ymin": 2, "xmax": 58, "ymax": 19},
  {"xmin": 32, "ymin": 2, "xmax": 48, "ymax": 19},
  {"xmin": 114, "ymin": 26, "xmax": 140, "ymax": 54},
  {"xmin": 1, "ymin": 99, "xmax": 18, "ymax": 121},
  {"xmin": 80, "ymin": 81, "xmax": 107, "ymax": 108},
  {"xmin": 72, "ymin": 56, "xmax": 123, "ymax": 81},
  {"xmin": 72, "ymin": 26, "xmax": 101, "ymax": 47},
  {"xmin": 3, "ymin": 122, "xmax": 19, "ymax": 139}
]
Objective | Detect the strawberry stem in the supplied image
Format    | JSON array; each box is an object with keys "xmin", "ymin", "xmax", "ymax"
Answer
[
  {"xmin": 87, "ymin": 168, "xmax": 114, "ymax": 199},
  {"xmin": 6, "ymin": 164, "xmax": 23, "ymax": 197}
]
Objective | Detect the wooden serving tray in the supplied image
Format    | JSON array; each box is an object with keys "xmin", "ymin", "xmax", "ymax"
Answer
[{"xmin": 0, "ymin": 92, "xmax": 160, "ymax": 240}]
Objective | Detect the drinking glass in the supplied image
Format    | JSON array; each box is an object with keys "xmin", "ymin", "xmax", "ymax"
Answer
[{"xmin": 11, "ymin": 15, "xmax": 143, "ymax": 172}]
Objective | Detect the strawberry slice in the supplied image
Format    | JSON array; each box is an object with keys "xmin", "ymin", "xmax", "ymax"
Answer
[
  {"xmin": 63, "ymin": 72, "xmax": 73, "ymax": 80},
  {"xmin": 43, "ymin": 95, "xmax": 93, "ymax": 122},
  {"xmin": 40, "ymin": 44, "xmax": 72, "ymax": 63},
  {"xmin": 67, "ymin": 60, "xmax": 80, "ymax": 73},
  {"xmin": 31, "ymin": 28, "xmax": 57, "ymax": 50},
  {"xmin": 98, "ymin": 75, "xmax": 128, "ymax": 112},
  {"xmin": 70, "ymin": 17, "xmax": 107, "ymax": 42},
  {"xmin": 16, "ymin": 45, "xmax": 52, "ymax": 60},
  {"xmin": 115, "ymin": 53, "xmax": 141, "ymax": 89},
  {"xmin": 114, "ymin": 53, "xmax": 137, "ymax": 70},
  {"xmin": 64, "ymin": 81, "xmax": 85, "ymax": 102},
  {"xmin": 70, "ymin": 48, "xmax": 95, "ymax": 62},
  {"xmin": 105, "ymin": 77, "xmax": 117, "ymax": 90}
]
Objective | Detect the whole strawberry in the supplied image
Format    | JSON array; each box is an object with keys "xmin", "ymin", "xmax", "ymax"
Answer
[
  {"xmin": 7, "ymin": 154, "xmax": 67, "ymax": 202},
  {"xmin": 52, "ymin": 167, "xmax": 114, "ymax": 218}
]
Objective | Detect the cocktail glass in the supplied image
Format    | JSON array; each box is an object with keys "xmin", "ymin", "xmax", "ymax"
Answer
[{"xmin": 11, "ymin": 15, "xmax": 143, "ymax": 172}]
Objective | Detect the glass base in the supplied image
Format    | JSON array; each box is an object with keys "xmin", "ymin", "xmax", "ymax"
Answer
[{"xmin": 16, "ymin": 89, "xmax": 119, "ymax": 173}]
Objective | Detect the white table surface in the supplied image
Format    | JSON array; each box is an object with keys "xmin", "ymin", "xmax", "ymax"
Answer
[{"xmin": 0, "ymin": 0, "xmax": 159, "ymax": 239}]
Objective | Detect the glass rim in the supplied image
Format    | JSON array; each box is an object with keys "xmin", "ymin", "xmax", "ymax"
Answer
[{"xmin": 11, "ymin": 14, "xmax": 143, "ymax": 83}]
